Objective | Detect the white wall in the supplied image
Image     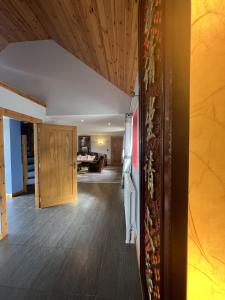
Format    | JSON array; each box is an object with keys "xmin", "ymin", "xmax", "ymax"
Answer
[
  {"xmin": 131, "ymin": 76, "xmax": 140, "ymax": 263},
  {"xmin": 90, "ymin": 135, "xmax": 111, "ymax": 162}
]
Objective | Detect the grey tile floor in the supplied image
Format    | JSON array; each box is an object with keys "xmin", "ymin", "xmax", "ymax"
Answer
[
  {"xmin": 78, "ymin": 167, "xmax": 122, "ymax": 183},
  {"xmin": 0, "ymin": 182, "xmax": 142, "ymax": 300}
]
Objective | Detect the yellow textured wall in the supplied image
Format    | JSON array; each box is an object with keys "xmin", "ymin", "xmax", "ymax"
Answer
[{"xmin": 188, "ymin": 1, "xmax": 225, "ymax": 299}]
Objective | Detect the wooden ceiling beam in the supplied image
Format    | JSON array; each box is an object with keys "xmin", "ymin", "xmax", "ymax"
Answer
[{"xmin": 0, "ymin": 0, "xmax": 138, "ymax": 94}]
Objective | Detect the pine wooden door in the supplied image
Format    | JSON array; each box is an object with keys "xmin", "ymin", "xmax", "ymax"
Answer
[
  {"xmin": 111, "ymin": 136, "xmax": 123, "ymax": 166},
  {"xmin": 38, "ymin": 124, "xmax": 77, "ymax": 208}
]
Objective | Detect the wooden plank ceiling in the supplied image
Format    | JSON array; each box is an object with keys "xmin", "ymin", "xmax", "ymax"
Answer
[{"xmin": 0, "ymin": 0, "xmax": 138, "ymax": 94}]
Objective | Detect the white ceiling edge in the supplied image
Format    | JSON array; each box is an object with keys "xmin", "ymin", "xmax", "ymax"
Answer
[
  {"xmin": 0, "ymin": 84, "xmax": 125, "ymax": 134},
  {"xmin": 78, "ymin": 131, "xmax": 124, "ymax": 136},
  {"xmin": 0, "ymin": 40, "xmax": 130, "ymax": 133},
  {"xmin": 45, "ymin": 114, "xmax": 125, "ymax": 135},
  {"xmin": 0, "ymin": 40, "xmax": 131, "ymax": 116},
  {"xmin": 0, "ymin": 86, "xmax": 47, "ymax": 120}
]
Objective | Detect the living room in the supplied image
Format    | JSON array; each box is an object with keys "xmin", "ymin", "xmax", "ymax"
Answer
[{"xmin": 77, "ymin": 133, "xmax": 123, "ymax": 183}]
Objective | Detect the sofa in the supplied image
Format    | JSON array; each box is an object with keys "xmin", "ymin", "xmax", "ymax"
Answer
[
  {"xmin": 89, "ymin": 156, "xmax": 105, "ymax": 173},
  {"xmin": 77, "ymin": 152, "xmax": 106, "ymax": 172},
  {"xmin": 77, "ymin": 152, "xmax": 107, "ymax": 166}
]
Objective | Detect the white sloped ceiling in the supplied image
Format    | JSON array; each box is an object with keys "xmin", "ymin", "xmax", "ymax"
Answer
[{"xmin": 0, "ymin": 40, "xmax": 131, "ymax": 134}]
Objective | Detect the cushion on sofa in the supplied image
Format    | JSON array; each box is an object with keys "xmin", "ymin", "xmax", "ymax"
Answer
[{"xmin": 87, "ymin": 155, "xmax": 95, "ymax": 161}]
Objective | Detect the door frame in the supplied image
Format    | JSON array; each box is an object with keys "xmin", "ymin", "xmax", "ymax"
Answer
[
  {"xmin": 139, "ymin": 0, "xmax": 191, "ymax": 299},
  {"xmin": 0, "ymin": 107, "xmax": 42, "ymax": 239}
]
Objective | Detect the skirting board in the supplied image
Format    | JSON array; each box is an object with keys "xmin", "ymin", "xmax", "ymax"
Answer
[{"xmin": 6, "ymin": 189, "xmax": 24, "ymax": 199}]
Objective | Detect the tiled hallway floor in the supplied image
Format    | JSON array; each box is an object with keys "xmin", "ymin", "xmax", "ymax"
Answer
[
  {"xmin": 78, "ymin": 166, "xmax": 122, "ymax": 183},
  {"xmin": 0, "ymin": 182, "xmax": 142, "ymax": 300}
]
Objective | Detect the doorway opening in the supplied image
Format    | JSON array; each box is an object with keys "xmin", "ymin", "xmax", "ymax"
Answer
[
  {"xmin": 0, "ymin": 111, "xmax": 40, "ymax": 239},
  {"xmin": 77, "ymin": 135, "xmax": 123, "ymax": 184},
  {"xmin": 21, "ymin": 122, "xmax": 35, "ymax": 195},
  {"xmin": 3, "ymin": 118, "xmax": 36, "ymax": 204},
  {"xmin": 0, "ymin": 112, "xmax": 78, "ymax": 239}
]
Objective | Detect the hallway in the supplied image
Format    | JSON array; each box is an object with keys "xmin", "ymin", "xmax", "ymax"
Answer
[{"xmin": 0, "ymin": 182, "xmax": 141, "ymax": 300}]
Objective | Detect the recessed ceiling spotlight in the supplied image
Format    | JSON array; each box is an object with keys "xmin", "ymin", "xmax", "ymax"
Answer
[
  {"xmin": 108, "ymin": 122, "xmax": 111, "ymax": 126},
  {"xmin": 81, "ymin": 119, "xmax": 84, "ymax": 122}
]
